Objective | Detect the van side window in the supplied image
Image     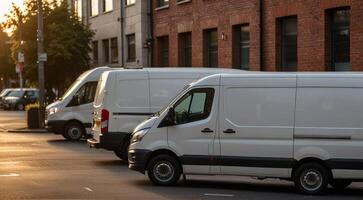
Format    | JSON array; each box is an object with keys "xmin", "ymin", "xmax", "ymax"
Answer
[
  {"xmin": 74, "ymin": 82, "xmax": 98, "ymax": 105},
  {"xmin": 174, "ymin": 88, "xmax": 214, "ymax": 125}
]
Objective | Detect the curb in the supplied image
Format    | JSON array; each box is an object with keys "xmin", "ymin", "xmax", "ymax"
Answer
[{"xmin": 7, "ymin": 129, "xmax": 50, "ymax": 133}]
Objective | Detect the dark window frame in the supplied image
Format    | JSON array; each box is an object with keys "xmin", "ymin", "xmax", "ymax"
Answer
[
  {"xmin": 173, "ymin": 88, "xmax": 215, "ymax": 125},
  {"xmin": 156, "ymin": 0, "xmax": 169, "ymax": 8},
  {"xmin": 92, "ymin": 41, "xmax": 99, "ymax": 65},
  {"xmin": 127, "ymin": 34, "xmax": 136, "ymax": 62},
  {"xmin": 102, "ymin": 39, "xmax": 110, "ymax": 64},
  {"xmin": 329, "ymin": 7, "xmax": 351, "ymax": 71},
  {"xmin": 233, "ymin": 24, "xmax": 250, "ymax": 70},
  {"xmin": 158, "ymin": 36, "xmax": 169, "ymax": 67},
  {"xmin": 279, "ymin": 16, "xmax": 297, "ymax": 72},
  {"xmin": 110, "ymin": 37, "xmax": 118, "ymax": 64},
  {"xmin": 179, "ymin": 32, "xmax": 192, "ymax": 67},
  {"xmin": 204, "ymin": 29, "xmax": 218, "ymax": 68}
]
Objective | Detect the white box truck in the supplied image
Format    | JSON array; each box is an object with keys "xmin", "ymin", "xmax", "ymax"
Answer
[
  {"xmin": 129, "ymin": 72, "xmax": 363, "ymax": 195},
  {"xmin": 46, "ymin": 67, "xmax": 113, "ymax": 140},
  {"xmin": 87, "ymin": 68, "xmax": 244, "ymax": 160}
]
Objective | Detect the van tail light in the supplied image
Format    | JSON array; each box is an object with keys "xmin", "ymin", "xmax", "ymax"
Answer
[{"xmin": 101, "ymin": 109, "xmax": 109, "ymax": 134}]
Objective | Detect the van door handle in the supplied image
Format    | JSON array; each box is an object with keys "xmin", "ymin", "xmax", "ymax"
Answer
[
  {"xmin": 223, "ymin": 129, "xmax": 236, "ymax": 134},
  {"xmin": 201, "ymin": 128, "xmax": 214, "ymax": 133}
]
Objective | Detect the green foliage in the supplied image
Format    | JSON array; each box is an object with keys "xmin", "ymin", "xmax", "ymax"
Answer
[
  {"xmin": 0, "ymin": 27, "xmax": 15, "ymax": 80},
  {"xmin": 4, "ymin": 0, "xmax": 94, "ymax": 92}
]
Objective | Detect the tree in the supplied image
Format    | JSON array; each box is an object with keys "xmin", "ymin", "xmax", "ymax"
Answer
[
  {"xmin": 0, "ymin": 27, "xmax": 15, "ymax": 85},
  {"xmin": 4, "ymin": 0, "xmax": 94, "ymax": 94}
]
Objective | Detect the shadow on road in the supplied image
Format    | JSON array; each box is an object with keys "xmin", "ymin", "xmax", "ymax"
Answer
[
  {"xmin": 131, "ymin": 178, "xmax": 363, "ymax": 199},
  {"xmin": 93, "ymin": 159, "xmax": 128, "ymax": 167}
]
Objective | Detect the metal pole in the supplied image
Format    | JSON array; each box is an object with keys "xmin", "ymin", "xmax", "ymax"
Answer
[{"xmin": 37, "ymin": 0, "xmax": 45, "ymax": 128}]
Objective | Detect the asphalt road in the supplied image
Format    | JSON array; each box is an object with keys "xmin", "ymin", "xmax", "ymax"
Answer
[{"xmin": 0, "ymin": 111, "xmax": 363, "ymax": 199}]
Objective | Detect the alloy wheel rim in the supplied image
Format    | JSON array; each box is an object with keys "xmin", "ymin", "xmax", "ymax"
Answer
[
  {"xmin": 153, "ymin": 161, "xmax": 174, "ymax": 183},
  {"xmin": 68, "ymin": 127, "xmax": 82, "ymax": 139},
  {"xmin": 300, "ymin": 169, "xmax": 323, "ymax": 192}
]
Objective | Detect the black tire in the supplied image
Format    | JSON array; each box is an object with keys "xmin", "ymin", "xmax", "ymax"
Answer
[
  {"xmin": 330, "ymin": 180, "xmax": 352, "ymax": 190},
  {"xmin": 147, "ymin": 154, "xmax": 181, "ymax": 186},
  {"xmin": 113, "ymin": 140, "xmax": 130, "ymax": 162},
  {"xmin": 64, "ymin": 122, "xmax": 84, "ymax": 141},
  {"xmin": 294, "ymin": 162, "xmax": 329, "ymax": 195}
]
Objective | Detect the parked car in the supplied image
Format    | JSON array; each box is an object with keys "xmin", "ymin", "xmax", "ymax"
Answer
[
  {"xmin": 0, "ymin": 88, "xmax": 15, "ymax": 108},
  {"xmin": 3, "ymin": 88, "xmax": 39, "ymax": 110},
  {"xmin": 128, "ymin": 72, "xmax": 363, "ymax": 195},
  {"xmin": 87, "ymin": 68, "xmax": 245, "ymax": 161},
  {"xmin": 45, "ymin": 66, "xmax": 112, "ymax": 140}
]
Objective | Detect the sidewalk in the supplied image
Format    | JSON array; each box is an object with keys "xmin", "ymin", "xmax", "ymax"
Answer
[{"xmin": 0, "ymin": 111, "xmax": 49, "ymax": 133}]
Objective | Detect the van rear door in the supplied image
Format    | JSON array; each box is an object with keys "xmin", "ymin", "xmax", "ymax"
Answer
[{"xmin": 218, "ymin": 75, "xmax": 296, "ymax": 178}]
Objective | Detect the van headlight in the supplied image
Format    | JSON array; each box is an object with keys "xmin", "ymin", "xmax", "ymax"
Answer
[
  {"xmin": 131, "ymin": 128, "xmax": 150, "ymax": 144},
  {"xmin": 48, "ymin": 107, "xmax": 60, "ymax": 115}
]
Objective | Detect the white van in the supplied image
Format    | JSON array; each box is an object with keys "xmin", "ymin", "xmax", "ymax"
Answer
[
  {"xmin": 128, "ymin": 72, "xmax": 363, "ymax": 195},
  {"xmin": 87, "ymin": 68, "xmax": 244, "ymax": 160},
  {"xmin": 46, "ymin": 67, "xmax": 112, "ymax": 140}
]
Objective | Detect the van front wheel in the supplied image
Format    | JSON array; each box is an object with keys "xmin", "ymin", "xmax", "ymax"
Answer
[
  {"xmin": 294, "ymin": 163, "xmax": 329, "ymax": 195},
  {"xmin": 64, "ymin": 122, "xmax": 84, "ymax": 141},
  {"xmin": 147, "ymin": 155, "xmax": 181, "ymax": 186}
]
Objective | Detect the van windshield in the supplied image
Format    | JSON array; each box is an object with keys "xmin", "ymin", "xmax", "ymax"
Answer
[
  {"xmin": 94, "ymin": 73, "xmax": 106, "ymax": 106},
  {"xmin": 153, "ymin": 84, "xmax": 191, "ymax": 117},
  {"xmin": 60, "ymin": 70, "xmax": 91, "ymax": 100},
  {"xmin": 7, "ymin": 90, "xmax": 24, "ymax": 98}
]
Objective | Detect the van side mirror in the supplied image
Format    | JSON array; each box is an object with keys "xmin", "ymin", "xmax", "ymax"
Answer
[{"xmin": 158, "ymin": 107, "xmax": 176, "ymax": 128}]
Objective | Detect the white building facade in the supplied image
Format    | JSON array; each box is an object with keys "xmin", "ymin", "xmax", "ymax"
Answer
[{"xmin": 67, "ymin": 0, "xmax": 152, "ymax": 68}]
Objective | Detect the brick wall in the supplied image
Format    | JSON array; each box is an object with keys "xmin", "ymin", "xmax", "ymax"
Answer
[{"xmin": 152, "ymin": 0, "xmax": 363, "ymax": 71}]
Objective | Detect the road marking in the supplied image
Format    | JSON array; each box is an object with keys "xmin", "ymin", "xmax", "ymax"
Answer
[
  {"xmin": 0, "ymin": 161, "xmax": 20, "ymax": 165},
  {"xmin": 84, "ymin": 187, "xmax": 93, "ymax": 192},
  {"xmin": 204, "ymin": 193, "xmax": 234, "ymax": 197},
  {"xmin": 0, "ymin": 173, "xmax": 20, "ymax": 177}
]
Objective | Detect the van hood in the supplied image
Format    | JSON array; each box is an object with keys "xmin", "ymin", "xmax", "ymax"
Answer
[
  {"xmin": 46, "ymin": 100, "xmax": 63, "ymax": 110},
  {"xmin": 133, "ymin": 117, "xmax": 158, "ymax": 134}
]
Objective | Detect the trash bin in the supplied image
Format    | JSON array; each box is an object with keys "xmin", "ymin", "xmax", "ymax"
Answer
[{"xmin": 27, "ymin": 107, "xmax": 40, "ymax": 129}]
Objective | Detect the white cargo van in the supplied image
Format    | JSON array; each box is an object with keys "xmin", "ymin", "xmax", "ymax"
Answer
[
  {"xmin": 46, "ymin": 67, "xmax": 112, "ymax": 140},
  {"xmin": 87, "ymin": 68, "xmax": 244, "ymax": 160},
  {"xmin": 129, "ymin": 72, "xmax": 363, "ymax": 195}
]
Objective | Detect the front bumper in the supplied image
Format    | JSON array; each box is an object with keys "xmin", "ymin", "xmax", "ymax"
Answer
[
  {"xmin": 45, "ymin": 120, "xmax": 66, "ymax": 134},
  {"xmin": 128, "ymin": 149, "xmax": 152, "ymax": 173},
  {"xmin": 87, "ymin": 132, "xmax": 130, "ymax": 151}
]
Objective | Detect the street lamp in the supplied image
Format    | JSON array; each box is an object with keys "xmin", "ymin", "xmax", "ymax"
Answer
[{"xmin": 37, "ymin": 0, "xmax": 45, "ymax": 128}]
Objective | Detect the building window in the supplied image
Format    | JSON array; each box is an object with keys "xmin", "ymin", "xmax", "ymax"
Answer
[
  {"xmin": 110, "ymin": 38, "xmax": 118, "ymax": 64},
  {"xmin": 279, "ymin": 16, "xmax": 297, "ymax": 71},
  {"xmin": 74, "ymin": 0, "xmax": 82, "ymax": 20},
  {"xmin": 204, "ymin": 29, "xmax": 218, "ymax": 68},
  {"xmin": 156, "ymin": 0, "xmax": 169, "ymax": 8},
  {"xmin": 90, "ymin": 0, "xmax": 99, "ymax": 16},
  {"xmin": 92, "ymin": 41, "xmax": 98, "ymax": 65},
  {"xmin": 102, "ymin": 39, "xmax": 110, "ymax": 64},
  {"xmin": 103, "ymin": 0, "xmax": 113, "ymax": 12},
  {"xmin": 233, "ymin": 24, "xmax": 250, "ymax": 70},
  {"xmin": 330, "ymin": 8, "xmax": 350, "ymax": 71},
  {"xmin": 158, "ymin": 36, "xmax": 169, "ymax": 67},
  {"xmin": 179, "ymin": 32, "xmax": 192, "ymax": 67},
  {"xmin": 126, "ymin": 0, "xmax": 136, "ymax": 6},
  {"xmin": 127, "ymin": 34, "xmax": 136, "ymax": 62}
]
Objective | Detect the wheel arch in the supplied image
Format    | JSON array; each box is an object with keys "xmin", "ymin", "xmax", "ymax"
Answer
[
  {"xmin": 292, "ymin": 157, "xmax": 333, "ymax": 180},
  {"xmin": 146, "ymin": 149, "xmax": 183, "ymax": 173}
]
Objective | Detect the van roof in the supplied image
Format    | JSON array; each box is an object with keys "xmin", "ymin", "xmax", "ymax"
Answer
[{"xmin": 193, "ymin": 72, "xmax": 363, "ymax": 88}]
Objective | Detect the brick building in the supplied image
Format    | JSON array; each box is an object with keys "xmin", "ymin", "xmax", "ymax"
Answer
[{"xmin": 152, "ymin": 0, "xmax": 363, "ymax": 71}]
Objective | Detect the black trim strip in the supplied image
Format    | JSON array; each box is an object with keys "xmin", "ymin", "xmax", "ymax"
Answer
[
  {"xmin": 180, "ymin": 155, "xmax": 363, "ymax": 170},
  {"xmin": 295, "ymin": 135, "xmax": 351, "ymax": 140},
  {"xmin": 113, "ymin": 112, "xmax": 153, "ymax": 116},
  {"xmin": 83, "ymin": 123, "xmax": 92, "ymax": 128},
  {"xmin": 180, "ymin": 155, "xmax": 295, "ymax": 168}
]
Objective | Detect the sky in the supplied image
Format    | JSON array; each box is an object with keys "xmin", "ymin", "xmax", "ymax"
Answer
[{"xmin": 0, "ymin": 0, "xmax": 24, "ymax": 23}]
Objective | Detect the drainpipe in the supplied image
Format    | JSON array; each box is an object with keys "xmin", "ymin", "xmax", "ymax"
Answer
[
  {"xmin": 120, "ymin": 0, "xmax": 126, "ymax": 67},
  {"xmin": 259, "ymin": 0, "xmax": 264, "ymax": 71},
  {"xmin": 148, "ymin": 0, "xmax": 154, "ymax": 67}
]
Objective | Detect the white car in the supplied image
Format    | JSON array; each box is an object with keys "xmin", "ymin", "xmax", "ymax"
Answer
[
  {"xmin": 46, "ymin": 67, "xmax": 113, "ymax": 140},
  {"xmin": 129, "ymin": 72, "xmax": 363, "ymax": 195},
  {"xmin": 87, "ymin": 68, "xmax": 245, "ymax": 160}
]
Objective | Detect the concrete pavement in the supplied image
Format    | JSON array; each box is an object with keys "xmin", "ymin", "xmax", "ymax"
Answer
[{"xmin": 0, "ymin": 110, "xmax": 363, "ymax": 199}]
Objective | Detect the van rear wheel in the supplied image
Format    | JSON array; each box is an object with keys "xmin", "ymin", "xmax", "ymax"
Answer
[
  {"xmin": 64, "ymin": 122, "xmax": 84, "ymax": 141},
  {"xmin": 147, "ymin": 154, "xmax": 181, "ymax": 186},
  {"xmin": 294, "ymin": 162, "xmax": 329, "ymax": 195},
  {"xmin": 330, "ymin": 180, "xmax": 352, "ymax": 190}
]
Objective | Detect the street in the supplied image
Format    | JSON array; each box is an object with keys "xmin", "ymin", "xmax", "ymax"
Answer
[{"xmin": 0, "ymin": 111, "xmax": 362, "ymax": 199}]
